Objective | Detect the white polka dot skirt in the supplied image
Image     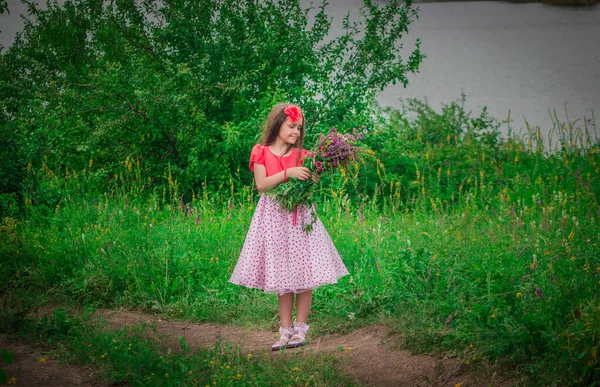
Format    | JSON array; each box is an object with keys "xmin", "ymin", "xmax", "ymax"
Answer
[{"xmin": 229, "ymin": 195, "xmax": 349, "ymax": 295}]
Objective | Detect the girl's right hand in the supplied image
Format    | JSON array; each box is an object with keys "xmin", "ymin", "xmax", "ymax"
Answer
[{"xmin": 286, "ymin": 167, "xmax": 311, "ymax": 181}]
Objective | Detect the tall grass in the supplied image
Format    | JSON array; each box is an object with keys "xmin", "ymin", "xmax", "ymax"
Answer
[{"xmin": 1, "ymin": 99, "xmax": 599, "ymax": 385}]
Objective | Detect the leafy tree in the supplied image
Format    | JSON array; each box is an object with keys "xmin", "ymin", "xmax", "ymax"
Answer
[{"xmin": 0, "ymin": 0, "xmax": 423, "ymax": 213}]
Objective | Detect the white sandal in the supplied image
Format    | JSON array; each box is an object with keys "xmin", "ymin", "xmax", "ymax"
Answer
[
  {"xmin": 272, "ymin": 327, "xmax": 294, "ymax": 351},
  {"xmin": 287, "ymin": 322, "xmax": 309, "ymax": 348}
]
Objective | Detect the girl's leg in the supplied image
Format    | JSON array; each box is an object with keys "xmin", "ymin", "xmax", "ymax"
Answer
[
  {"xmin": 273, "ymin": 293, "xmax": 295, "ymax": 351},
  {"xmin": 288, "ymin": 291, "xmax": 312, "ymax": 348},
  {"xmin": 277, "ymin": 293, "xmax": 294, "ymax": 327},
  {"xmin": 295, "ymin": 290, "xmax": 312, "ymax": 323}
]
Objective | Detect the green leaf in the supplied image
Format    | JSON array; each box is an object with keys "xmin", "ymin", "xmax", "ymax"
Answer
[{"xmin": 0, "ymin": 348, "xmax": 14, "ymax": 364}]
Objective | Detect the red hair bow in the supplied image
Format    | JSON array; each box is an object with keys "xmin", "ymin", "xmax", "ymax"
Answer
[{"xmin": 284, "ymin": 105, "xmax": 303, "ymax": 122}]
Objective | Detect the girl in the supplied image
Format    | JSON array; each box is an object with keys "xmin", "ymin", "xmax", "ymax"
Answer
[{"xmin": 229, "ymin": 103, "xmax": 349, "ymax": 351}]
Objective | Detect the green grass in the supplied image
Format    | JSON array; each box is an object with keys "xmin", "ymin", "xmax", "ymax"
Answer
[
  {"xmin": 2, "ymin": 102, "xmax": 599, "ymax": 385},
  {"xmin": 2, "ymin": 179, "xmax": 599, "ymax": 384}
]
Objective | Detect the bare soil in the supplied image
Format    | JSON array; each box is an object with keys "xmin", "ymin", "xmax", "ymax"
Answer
[
  {"xmin": 0, "ymin": 336, "xmax": 109, "ymax": 387},
  {"xmin": 1, "ymin": 308, "xmax": 515, "ymax": 386}
]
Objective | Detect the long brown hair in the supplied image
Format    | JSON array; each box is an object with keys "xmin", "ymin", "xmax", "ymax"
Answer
[{"xmin": 260, "ymin": 103, "xmax": 305, "ymax": 165}]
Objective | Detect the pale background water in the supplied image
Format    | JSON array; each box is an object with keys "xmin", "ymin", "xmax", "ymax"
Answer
[{"xmin": 1, "ymin": 0, "xmax": 599, "ymax": 138}]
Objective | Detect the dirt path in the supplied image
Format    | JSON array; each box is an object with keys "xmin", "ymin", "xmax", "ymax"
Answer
[
  {"xmin": 1, "ymin": 309, "xmax": 509, "ymax": 386},
  {"xmin": 0, "ymin": 336, "xmax": 109, "ymax": 387}
]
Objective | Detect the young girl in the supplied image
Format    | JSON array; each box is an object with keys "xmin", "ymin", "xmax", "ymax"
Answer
[{"xmin": 229, "ymin": 103, "xmax": 349, "ymax": 351}]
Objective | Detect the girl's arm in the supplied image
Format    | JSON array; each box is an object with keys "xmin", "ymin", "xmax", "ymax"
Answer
[{"xmin": 253, "ymin": 164, "xmax": 311, "ymax": 193}]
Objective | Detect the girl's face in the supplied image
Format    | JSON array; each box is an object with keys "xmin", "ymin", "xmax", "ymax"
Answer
[{"xmin": 277, "ymin": 117, "xmax": 303, "ymax": 145}]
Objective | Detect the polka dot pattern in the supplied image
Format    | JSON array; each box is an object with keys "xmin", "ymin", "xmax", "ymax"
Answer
[{"xmin": 229, "ymin": 195, "xmax": 349, "ymax": 295}]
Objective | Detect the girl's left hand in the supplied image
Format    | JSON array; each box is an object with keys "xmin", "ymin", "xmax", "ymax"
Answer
[{"xmin": 287, "ymin": 167, "xmax": 311, "ymax": 181}]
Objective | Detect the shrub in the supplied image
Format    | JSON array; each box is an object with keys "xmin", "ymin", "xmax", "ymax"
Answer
[{"xmin": 0, "ymin": 0, "xmax": 423, "ymax": 216}]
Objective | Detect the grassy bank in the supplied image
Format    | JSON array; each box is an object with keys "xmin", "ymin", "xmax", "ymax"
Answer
[
  {"xmin": 2, "ymin": 176, "xmax": 599, "ymax": 383},
  {"xmin": 2, "ymin": 99, "xmax": 599, "ymax": 385}
]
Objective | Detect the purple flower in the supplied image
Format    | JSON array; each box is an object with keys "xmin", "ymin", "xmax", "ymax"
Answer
[
  {"xmin": 269, "ymin": 125, "xmax": 367, "ymax": 231},
  {"xmin": 535, "ymin": 286, "xmax": 544, "ymax": 299}
]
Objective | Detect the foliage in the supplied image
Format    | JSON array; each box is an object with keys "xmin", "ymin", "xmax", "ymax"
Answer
[
  {"xmin": 0, "ymin": 348, "xmax": 15, "ymax": 385},
  {"xmin": 0, "ymin": 0, "xmax": 423, "ymax": 216},
  {"xmin": 1, "ymin": 100, "xmax": 599, "ymax": 384},
  {"xmin": 358, "ymin": 94, "xmax": 599, "ymax": 215},
  {"xmin": 0, "ymin": 1, "xmax": 7, "ymax": 16},
  {"xmin": 267, "ymin": 127, "xmax": 367, "ymax": 232},
  {"xmin": 360, "ymin": 94, "xmax": 506, "ymax": 205}
]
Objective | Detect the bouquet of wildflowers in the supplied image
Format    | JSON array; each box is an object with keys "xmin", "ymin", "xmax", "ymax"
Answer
[{"xmin": 267, "ymin": 127, "xmax": 366, "ymax": 231}]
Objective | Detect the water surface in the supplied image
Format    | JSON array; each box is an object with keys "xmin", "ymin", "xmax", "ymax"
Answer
[{"xmin": 376, "ymin": 1, "xmax": 600, "ymax": 137}]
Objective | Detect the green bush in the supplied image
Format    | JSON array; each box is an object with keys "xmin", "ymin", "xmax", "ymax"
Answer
[{"xmin": 0, "ymin": 0, "xmax": 423, "ymax": 216}]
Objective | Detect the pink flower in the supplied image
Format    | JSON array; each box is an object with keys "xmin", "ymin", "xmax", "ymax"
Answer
[{"xmin": 284, "ymin": 105, "xmax": 303, "ymax": 122}]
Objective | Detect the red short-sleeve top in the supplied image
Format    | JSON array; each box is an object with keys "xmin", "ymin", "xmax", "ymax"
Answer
[{"xmin": 249, "ymin": 144, "xmax": 309, "ymax": 177}]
